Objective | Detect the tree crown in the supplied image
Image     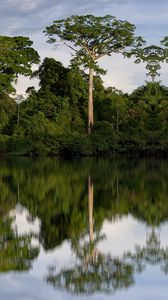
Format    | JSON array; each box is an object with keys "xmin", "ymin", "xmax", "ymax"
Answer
[{"xmin": 44, "ymin": 15, "xmax": 143, "ymax": 71}]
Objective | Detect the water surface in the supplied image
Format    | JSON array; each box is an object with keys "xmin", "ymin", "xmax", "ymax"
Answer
[{"xmin": 0, "ymin": 158, "xmax": 168, "ymax": 300}]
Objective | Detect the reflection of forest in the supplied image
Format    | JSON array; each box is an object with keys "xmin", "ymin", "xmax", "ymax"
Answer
[
  {"xmin": 125, "ymin": 228, "xmax": 168, "ymax": 274},
  {"xmin": 0, "ymin": 217, "xmax": 39, "ymax": 272},
  {"xmin": 1, "ymin": 158, "xmax": 168, "ymax": 282}
]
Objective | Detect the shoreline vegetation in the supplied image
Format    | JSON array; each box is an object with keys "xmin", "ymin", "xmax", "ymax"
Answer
[
  {"xmin": 1, "ymin": 15, "xmax": 168, "ymax": 157},
  {"xmin": 1, "ymin": 80, "xmax": 168, "ymax": 158}
]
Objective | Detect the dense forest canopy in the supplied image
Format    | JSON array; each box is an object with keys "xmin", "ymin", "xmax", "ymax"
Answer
[{"xmin": 1, "ymin": 14, "xmax": 168, "ymax": 156}]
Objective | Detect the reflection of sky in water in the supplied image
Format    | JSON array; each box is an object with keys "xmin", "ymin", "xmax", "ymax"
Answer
[
  {"xmin": 1, "ymin": 207, "xmax": 168, "ymax": 299},
  {"xmin": 9, "ymin": 204, "xmax": 41, "ymax": 236}
]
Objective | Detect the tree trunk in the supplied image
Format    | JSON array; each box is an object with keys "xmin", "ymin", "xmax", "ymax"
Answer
[
  {"xmin": 88, "ymin": 68, "xmax": 94, "ymax": 134},
  {"xmin": 88, "ymin": 176, "xmax": 94, "ymax": 242}
]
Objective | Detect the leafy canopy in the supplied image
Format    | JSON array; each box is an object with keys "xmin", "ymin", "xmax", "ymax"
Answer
[
  {"xmin": 0, "ymin": 36, "xmax": 40, "ymax": 93},
  {"xmin": 44, "ymin": 15, "xmax": 143, "ymax": 73}
]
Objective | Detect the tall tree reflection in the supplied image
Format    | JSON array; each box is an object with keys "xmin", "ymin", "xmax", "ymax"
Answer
[{"xmin": 46, "ymin": 176, "xmax": 134, "ymax": 295}]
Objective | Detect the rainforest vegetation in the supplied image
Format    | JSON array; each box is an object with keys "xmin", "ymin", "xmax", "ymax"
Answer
[{"xmin": 1, "ymin": 15, "xmax": 168, "ymax": 156}]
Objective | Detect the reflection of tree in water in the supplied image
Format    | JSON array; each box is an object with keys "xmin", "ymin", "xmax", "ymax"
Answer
[
  {"xmin": 46, "ymin": 167, "xmax": 168, "ymax": 295},
  {"xmin": 0, "ymin": 217, "xmax": 39, "ymax": 272},
  {"xmin": 125, "ymin": 228, "xmax": 168, "ymax": 274},
  {"xmin": 1, "ymin": 158, "xmax": 168, "ymax": 282},
  {"xmin": 47, "ymin": 254, "xmax": 133, "ymax": 295},
  {"xmin": 1, "ymin": 158, "xmax": 168, "ymax": 248},
  {"xmin": 0, "ymin": 184, "xmax": 39, "ymax": 273},
  {"xmin": 47, "ymin": 226, "xmax": 168, "ymax": 295},
  {"xmin": 46, "ymin": 176, "xmax": 134, "ymax": 295}
]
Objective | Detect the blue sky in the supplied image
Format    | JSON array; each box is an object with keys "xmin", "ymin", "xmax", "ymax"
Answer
[{"xmin": 1, "ymin": 0, "xmax": 168, "ymax": 93}]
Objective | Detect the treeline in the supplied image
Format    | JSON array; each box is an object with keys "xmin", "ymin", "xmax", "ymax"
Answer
[
  {"xmin": 1, "ymin": 58, "xmax": 168, "ymax": 156},
  {"xmin": 1, "ymin": 15, "xmax": 168, "ymax": 156}
]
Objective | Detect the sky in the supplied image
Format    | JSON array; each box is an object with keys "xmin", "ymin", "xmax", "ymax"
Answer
[{"xmin": 1, "ymin": 0, "xmax": 168, "ymax": 94}]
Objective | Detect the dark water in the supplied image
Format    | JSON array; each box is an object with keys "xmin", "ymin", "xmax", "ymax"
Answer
[{"xmin": 0, "ymin": 157, "xmax": 168, "ymax": 300}]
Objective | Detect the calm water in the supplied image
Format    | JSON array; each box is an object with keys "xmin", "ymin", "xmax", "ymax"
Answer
[{"xmin": 0, "ymin": 157, "xmax": 168, "ymax": 300}]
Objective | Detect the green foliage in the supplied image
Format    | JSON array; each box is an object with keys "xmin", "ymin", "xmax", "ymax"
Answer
[
  {"xmin": 44, "ymin": 14, "xmax": 144, "ymax": 133},
  {"xmin": 0, "ymin": 107, "xmax": 9, "ymax": 132},
  {"xmin": 0, "ymin": 93, "xmax": 17, "ymax": 135},
  {"xmin": 1, "ymin": 32, "xmax": 168, "ymax": 156},
  {"xmin": 0, "ymin": 134, "xmax": 9, "ymax": 153},
  {"xmin": 2, "ymin": 64, "xmax": 168, "ymax": 156},
  {"xmin": 45, "ymin": 15, "xmax": 138, "ymax": 71},
  {"xmin": 0, "ymin": 36, "xmax": 40, "ymax": 93}
]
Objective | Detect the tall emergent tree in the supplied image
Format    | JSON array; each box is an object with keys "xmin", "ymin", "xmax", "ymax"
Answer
[
  {"xmin": 0, "ymin": 36, "xmax": 40, "ymax": 94},
  {"xmin": 44, "ymin": 15, "xmax": 143, "ymax": 133}
]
